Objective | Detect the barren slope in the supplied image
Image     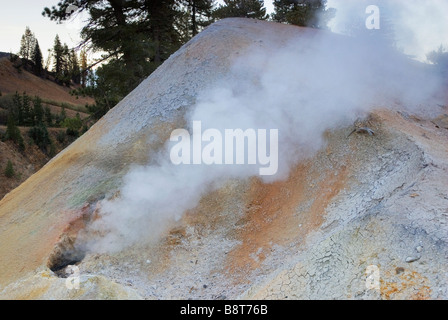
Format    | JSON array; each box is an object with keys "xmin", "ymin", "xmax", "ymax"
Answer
[
  {"xmin": 0, "ymin": 58, "xmax": 93, "ymax": 108},
  {"xmin": 0, "ymin": 57, "xmax": 92, "ymax": 199},
  {"xmin": 0, "ymin": 19, "xmax": 447, "ymax": 300}
]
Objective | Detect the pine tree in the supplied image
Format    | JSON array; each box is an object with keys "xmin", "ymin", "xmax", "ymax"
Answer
[
  {"xmin": 22, "ymin": 92, "xmax": 33, "ymax": 126},
  {"xmin": 45, "ymin": 1, "xmax": 155, "ymax": 90},
  {"xmin": 5, "ymin": 112, "xmax": 25, "ymax": 150},
  {"xmin": 145, "ymin": 0, "xmax": 181, "ymax": 66},
  {"xmin": 4, "ymin": 160, "xmax": 15, "ymax": 178},
  {"xmin": 5, "ymin": 112, "xmax": 18, "ymax": 141},
  {"xmin": 80, "ymin": 49, "xmax": 88, "ymax": 88},
  {"xmin": 69, "ymin": 49, "xmax": 81, "ymax": 85},
  {"xmin": 61, "ymin": 44, "xmax": 71, "ymax": 87},
  {"xmin": 53, "ymin": 35, "xmax": 64, "ymax": 84},
  {"xmin": 44, "ymin": 0, "xmax": 212, "ymax": 120},
  {"xmin": 49, "ymin": 141, "xmax": 57, "ymax": 157},
  {"xmin": 28, "ymin": 123, "xmax": 51, "ymax": 151},
  {"xmin": 57, "ymin": 106, "xmax": 67, "ymax": 126},
  {"xmin": 180, "ymin": 0, "xmax": 215, "ymax": 38},
  {"xmin": 33, "ymin": 96, "xmax": 44, "ymax": 125},
  {"xmin": 19, "ymin": 26, "xmax": 36, "ymax": 70},
  {"xmin": 32, "ymin": 40, "xmax": 44, "ymax": 76},
  {"xmin": 272, "ymin": 0, "xmax": 334, "ymax": 29},
  {"xmin": 45, "ymin": 106, "xmax": 53, "ymax": 126},
  {"xmin": 213, "ymin": 0, "xmax": 268, "ymax": 20},
  {"xmin": 427, "ymin": 45, "xmax": 448, "ymax": 79},
  {"xmin": 12, "ymin": 91, "xmax": 24, "ymax": 126}
]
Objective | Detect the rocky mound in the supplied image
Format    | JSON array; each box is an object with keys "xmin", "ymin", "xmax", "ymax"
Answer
[{"xmin": 0, "ymin": 18, "xmax": 447, "ymax": 300}]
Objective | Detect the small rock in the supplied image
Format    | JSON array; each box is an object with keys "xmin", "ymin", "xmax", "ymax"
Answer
[
  {"xmin": 203, "ymin": 284, "xmax": 207, "ymax": 289},
  {"xmin": 395, "ymin": 267, "xmax": 405, "ymax": 274},
  {"xmin": 405, "ymin": 256, "xmax": 420, "ymax": 263},
  {"xmin": 416, "ymin": 246, "xmax": 423, "ymax": 253}
]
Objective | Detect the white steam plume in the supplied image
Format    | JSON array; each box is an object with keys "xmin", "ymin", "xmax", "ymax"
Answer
[
  {"xmin": 327, "ymin": 0, "xmax": 448, "ymax": 62},
  {"xmin": 82, "ymin": 25, "xmax": 445, "ymax": 253}
]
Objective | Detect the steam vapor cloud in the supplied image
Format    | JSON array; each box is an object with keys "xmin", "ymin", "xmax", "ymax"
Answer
[
  {"xmin": 81, "ymin": 16, "xmax": 446, "ymax": 253},
  {"xmin": 327, "ymin": 0, "xmax": 448, "ymax": 61}
]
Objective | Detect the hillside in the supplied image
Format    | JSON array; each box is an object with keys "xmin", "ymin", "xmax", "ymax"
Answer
[
  {"xmin": 0, "ymin": 57, "xmax": 93, "ymax": 108},
  {"xmin": 0, "ymin": 19, "xmax": 447, "ymax": 300},
  {"xmin": 0, "ymin": 56, "xmax": 93, "ymax": 199}
]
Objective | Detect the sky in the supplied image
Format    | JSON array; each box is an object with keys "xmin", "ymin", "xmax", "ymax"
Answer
[
  {"xmin": 0, "ymin": 1, "xmax": 447, "ymax": 63},
  {"xmin": 0, "ymin": 0, "xmax": 84, "ymax": 60}
]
